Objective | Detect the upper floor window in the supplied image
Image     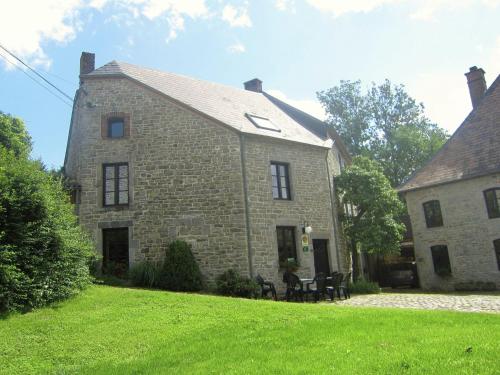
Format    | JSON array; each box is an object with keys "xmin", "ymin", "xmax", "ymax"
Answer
[
  {"xmin": 101, "ymin": 113, "xmax": 130, "ymax": 139},
  {"xmin": 430, "ymin": 245, "xmax": 451, "ymax": 276},
  {"xmin": 276, "ymin": 226, "xmax": 297, "ymax": 268},
  {"xmin": 493, "ymin": 239, "xmax": 500, "ymax": 271},
  {"xmin": 103, "ymin": 163, "xmax": 129, "ymax": 206},
  {"xmin": 271, "ymin": 162, "xmax": 291, "ymax": 200},
  {"xmin": 108, "ymin": 118, "xmax": 124, "ymax": 138},
  {"xmin": 484, "ymin": 188, "xmax": 500, "ymax": 218},
  {"xmin": 423, "ymin": 200, "xmax": 443, "ymax": 228}
]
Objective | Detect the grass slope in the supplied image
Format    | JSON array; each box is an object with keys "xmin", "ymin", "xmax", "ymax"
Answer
[{"xmin": 1, "ymin": 286, "xmax": 499, "ymax": 374}]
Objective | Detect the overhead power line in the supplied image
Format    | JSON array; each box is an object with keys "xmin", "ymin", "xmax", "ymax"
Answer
[
  {"xmin": 0, "ymin": 51, "xmax": 73, "ymax": 108},
  {"xmin": 0, "ymin": 43, "xmax": 74, "ymax": 104}
]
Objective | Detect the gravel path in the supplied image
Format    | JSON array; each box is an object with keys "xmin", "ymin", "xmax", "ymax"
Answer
[{"xmin": 336, "ymin": 291, "xmax": 500, "ymax": 314}]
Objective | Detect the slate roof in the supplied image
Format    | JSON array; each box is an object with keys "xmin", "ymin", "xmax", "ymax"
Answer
[
  {"xmin": 399, "ymin": 74, "xmax": 500, "ymax": 193},
  {"xmin": 83, "ymin": 61, "xmax": 334, "ymax": 149}
]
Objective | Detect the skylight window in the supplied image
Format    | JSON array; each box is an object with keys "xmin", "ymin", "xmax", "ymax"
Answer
[{"xmin": 246, "ymin": 114, "xmax": 281, "ymax": 132}]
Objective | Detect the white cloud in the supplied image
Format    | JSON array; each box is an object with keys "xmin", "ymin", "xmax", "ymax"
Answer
[
  {"xmin": 221, "ymin": 3, "xmax": 252, "ymax": 27},
  {"xmin": 267, "ymin": 89, "xmax": 327, "ymax": 121},
  {"xmin": 275, "ymin": 0, "xmax": 295, "ymax": 11},
  {"xmin": 0, "ymin": 0, "xmax": 84, "ymax": 69},
  {"xmin": 306, "ymin": 0, "xmax": 499, "ymax": 19},
  {"xmin": 306, "ymin": 0, "xmax": 400, "ymax": 17},
  {"xmin": 0, "ymin": 0, "xmax": 210, "ymax": 69},
  {"xmin": 410, "ymin": 0, "xmax": 499, "ymax": 21},
  {"xmin": 227, "ymin": 42, "xmax": 246, "ymax": 54}
]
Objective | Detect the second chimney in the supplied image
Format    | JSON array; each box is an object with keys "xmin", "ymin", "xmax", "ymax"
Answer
[
  {"xmin": 80, "ymin": 52, "xmax": 95, "ymax": 76},
  {"xmin": 465, "ymin": 66, "xmax": 487, "ymax": 109},
  {"xmin": 244, "ymin": 78, "xmax": 262, "ymax": 93}
]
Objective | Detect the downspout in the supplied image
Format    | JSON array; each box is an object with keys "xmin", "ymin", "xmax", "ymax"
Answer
[
  {"xmin": 239, "ymin": 133, "xmax": 254, "ymax": 278},
  {"xmin": 325, "ymin": 149, "xmax": 342, "ymax": 272}
]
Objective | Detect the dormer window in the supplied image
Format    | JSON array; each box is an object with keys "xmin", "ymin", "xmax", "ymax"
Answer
[
  {"xmin": 108, "ymin": 118, "xmax": 124, "ymax": 138},
  {"xmin": 101, "ymin": 113, "xmax": 130, "ymax": 139},
  {"xmin": 246, "ymin": 114, "xmax": 280, "ymax": 132}
]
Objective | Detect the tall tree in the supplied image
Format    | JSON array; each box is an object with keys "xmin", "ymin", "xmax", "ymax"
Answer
[
  {"xmin": 318, "ymin": 80, "xmax": 449, "ymax": 187},
  {"xmin": 0, "ymin": 111, "xmax": 31, "ymax": 157},
  {"xmin": 335, "ymin": 157, "xmax": 405, "ymax": 280},
  {"xmin": 317, "ymin": 80, "xmax": 371, "ymax": 156}
]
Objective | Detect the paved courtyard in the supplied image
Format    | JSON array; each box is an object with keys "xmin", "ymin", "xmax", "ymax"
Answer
[{"xmin": 337, "ymin": 291, "xmax": 500, "ymax": 314}]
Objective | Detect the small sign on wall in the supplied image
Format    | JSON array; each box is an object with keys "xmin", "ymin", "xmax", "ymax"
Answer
[{"xmin": 301, "ymin": 234, "xmax": 309, "ymax": 252}]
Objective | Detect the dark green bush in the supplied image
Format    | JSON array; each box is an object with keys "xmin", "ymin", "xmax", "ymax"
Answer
[
  {"xmin": 0, "ymin": 149, "xmax": 94, "ymax": 313},
  {"xmin": 454, "ymin": 281, "xmax": 497, "ymax": 292},
  {"xmin": 158, "ymin": 240, "xmax": 203, "ymax": 292},
  {"xmin": 129, "ymin": 261, "xmax": 161, "ymax": 288},
  {"xmin": 350, "ymin": 279, "xmax": 381, "ymax": 294},
  {"xmin": 215, "ymin": 269, "xmax": 259, "ymax": 299}
]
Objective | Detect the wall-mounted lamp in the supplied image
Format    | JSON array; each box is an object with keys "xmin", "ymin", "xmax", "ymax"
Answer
[{"xmin": 302, "ymin": 222, "xmax": 313, "ymax": 234}]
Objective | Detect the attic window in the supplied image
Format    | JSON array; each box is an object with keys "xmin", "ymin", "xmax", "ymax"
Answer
[{"xmin": 246, "ymin": 114, "xmax": 280, "ymax": 132}]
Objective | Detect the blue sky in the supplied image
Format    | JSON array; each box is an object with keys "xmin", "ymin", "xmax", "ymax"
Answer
[{"xmin": 1, "ymin": 0, "xmax": 499, "ymax": 168}]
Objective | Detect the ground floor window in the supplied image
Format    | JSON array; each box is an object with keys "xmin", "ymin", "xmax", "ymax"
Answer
[
  {"xmin": 430, "ymin": 245, "xmax": 451, "ymax": 276},
  {"xmin": 102, "ymin": 227, "xmax": 129, "ymax": 276},
  {"xmin": 493, "ymin": 239, "xmax": 500, "ymax": 270},
  {"xmin": 276, "ymin": 226, "xmax": 297, "ymax": 268}
]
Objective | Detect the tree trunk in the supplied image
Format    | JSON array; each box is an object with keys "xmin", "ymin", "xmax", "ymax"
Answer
[{"xmin": 350, "ymin": 238, "xmax": 360, "ymax": 281}]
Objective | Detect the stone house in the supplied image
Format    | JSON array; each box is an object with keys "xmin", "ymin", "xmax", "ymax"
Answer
[
  {"xmin": 399, "ymin": 67, "xmax": 500, "ymax": 291},
  {"xmin": 64, "ymin": 52, "xmax": 351, "ymax": 287}
]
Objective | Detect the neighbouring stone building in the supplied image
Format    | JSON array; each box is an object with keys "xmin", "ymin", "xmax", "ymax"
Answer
[
  {"xmin": 64, "ymin": 52, "xmax": 351, "ymax": 287},
  {"xmin": 399, "ymin": 67, "xmax": 500, "ymax": 291}
]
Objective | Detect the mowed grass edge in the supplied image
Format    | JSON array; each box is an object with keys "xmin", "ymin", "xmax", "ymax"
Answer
[{"xmin": 0, "ymin": 285, "xmax": 499, "ymax": 374}]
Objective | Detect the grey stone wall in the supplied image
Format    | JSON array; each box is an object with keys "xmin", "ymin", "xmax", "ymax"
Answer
[
  {"xmin": 405, "ymin": 174, "xmax": 500, "ymax": 290},
  {"xmin": 65, "ymin": 75, "xmax": 349, "ymax": 288},
  {"xmin": 242, "ymin": 135, "xmax": 341, "ymax": 288},
  {"xmin": 66, "ymin": 77, "xmax": 249, "ymax": 284}
]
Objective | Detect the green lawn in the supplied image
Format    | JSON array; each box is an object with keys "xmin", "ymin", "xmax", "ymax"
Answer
[{"xmin": 1, "ymin": 286, "xmax": 499, "ymax": 374}]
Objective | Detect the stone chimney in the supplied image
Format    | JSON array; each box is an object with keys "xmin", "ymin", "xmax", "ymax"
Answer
[
  {"xmin": 80, "ymin": 52, "xmax": 95, "ymax": 76},
  {"xmin": 244, "ymin": 78, "xmax": 262, "ymax": 93},
  {"xmin": 465, "ymin": 66, "xmax": 487, "ymax": 109}
]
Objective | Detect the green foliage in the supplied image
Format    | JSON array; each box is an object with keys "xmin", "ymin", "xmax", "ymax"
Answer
[
  {"xmin": 336, "ymin": 156, "xmax": 405, "ymax": 256},
  {"xmin": 0, "ymin": 148, "xmax": 94, "ymax": 312},
  {"xmin": 318, "ymin": 80, "xmax": 449, "ymax": 187},
  {"xmin": 0, "ymin": 111, "xmax": 31, "ymax": 157},
  {"xmin": 350, "ymin": 280, "xmax": 381, "ymax": 294},
  {"xmin": 129, "ymin": 261, "xmax": 161, "ymax": 288},
  {"xmin": 159, "ymin": 240, "xmax": 203, "ymax": 292},
  {"xmin": 215, "ymin": 269, "xmax": 260, "ymax": 298}
]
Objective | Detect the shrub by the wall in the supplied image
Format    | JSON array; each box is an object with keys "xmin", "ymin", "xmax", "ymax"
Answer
[
  {"xmin": 158, "ymin": 240, "xmax": 203, "ymax": 292},
  {"xmin": 350, "ymin": 280, "xmax": 381, "ymax": 294},
  {"xmin": 129, "ymin": 261, "xmax": 161, "ymax": 288},
  {"xmin": 215, "ymin": 269, "xmax": 259, "ymax": 299}
]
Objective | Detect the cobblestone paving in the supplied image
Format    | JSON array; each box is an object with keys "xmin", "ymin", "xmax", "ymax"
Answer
[{"xmin": 337, "ymin": 292, "xmax": 500, "ymax": 313}]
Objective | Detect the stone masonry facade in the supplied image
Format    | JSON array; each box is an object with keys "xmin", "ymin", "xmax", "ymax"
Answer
[
  {"xmin": 65, "ymin": 75, "xmax": 348, "ymax": 287},
  {"xmin": 404, "ymin": 174, "xmax": 500, "ymax": 291}
]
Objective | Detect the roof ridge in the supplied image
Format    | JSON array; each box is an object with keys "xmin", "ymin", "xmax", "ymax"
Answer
[
  {"xmin": 90, "ymin": 60, "xmax": 264, "ymax": 98},
  {"xmin": 398, "ymin": 73, "xmax": 500, "ymax": 192}
]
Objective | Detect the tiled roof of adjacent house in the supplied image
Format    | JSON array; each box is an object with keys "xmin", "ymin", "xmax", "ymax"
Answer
[
  {"xmin": 83, "ymin": 61, "xmax": 336, "ymax": 149},
  {"xmin": 399, "ymin": 74, "xmax": 500, "ymax": 193}
]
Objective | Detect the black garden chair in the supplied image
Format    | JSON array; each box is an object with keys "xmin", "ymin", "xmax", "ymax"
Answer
[
  {"xmin": 326, "ymin": 272, "xmax": 344, "ymax": 301},
  {"xmin": 283, "ymin": 271, "xmax": 304, "ymax": 302},
  {"xmin": 255, "ymin": 274, "xmax": 277, "ymax": 301},
  {"xmin": 304, "ymin": 273, "xmax": 327, "ymax": 302}
]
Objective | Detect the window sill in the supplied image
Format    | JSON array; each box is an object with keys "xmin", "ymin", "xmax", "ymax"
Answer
[{"xmin": 102, "ymin": 204, "xmax": 130, "ymax": 211}]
